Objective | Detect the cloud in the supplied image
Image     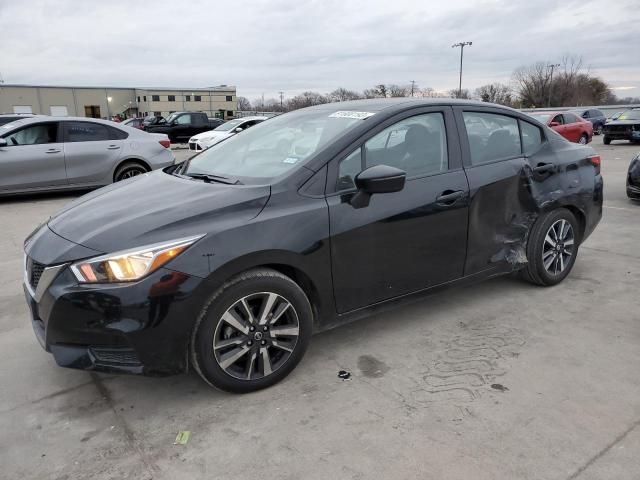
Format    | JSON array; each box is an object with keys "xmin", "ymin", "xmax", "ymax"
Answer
[{"xmin": 0, "ymin": 0, "xmax": 638, "ymax": 101}]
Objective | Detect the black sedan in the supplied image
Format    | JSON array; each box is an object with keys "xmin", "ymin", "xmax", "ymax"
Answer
[
  {"xmin": 628, "ymin": 152, "xmax": 640, "ymax": 200},
  {"xmin": 23, "ymin": 99, "xmax": 603, "ymax": 393},
  {"xmin": 603, "ymin": 109, "xmax": 640, "ymax": 144}
]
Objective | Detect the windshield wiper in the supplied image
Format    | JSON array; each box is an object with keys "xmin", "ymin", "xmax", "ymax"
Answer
[{"xmin": 184, "ymin": 173, "xmax": 242, "ymax": 185}]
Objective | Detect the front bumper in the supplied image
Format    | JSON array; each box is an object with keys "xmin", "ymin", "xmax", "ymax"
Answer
[
  {"xmin": 604, "ymin": 128, "xmax": 640, "ymax": 141},
  {"xmin": 24, "ymin": 233, "xmax": 206, "ymax": 376}
]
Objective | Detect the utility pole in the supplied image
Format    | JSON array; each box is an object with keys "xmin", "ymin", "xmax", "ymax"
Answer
[
  {"xmin": 279, "ymin": 91, "xmax": 284, "ymax": 110},
  {"xmin": 547, "ymin": 63, "xmax": 560, "ymax": 108},
  {"xmin": 410, "ymin": 80, "xmax": 416, "ymax": 97},
  {"xmin": 452, "ymin": 41, "xmax": 472, "ymax": 98}
]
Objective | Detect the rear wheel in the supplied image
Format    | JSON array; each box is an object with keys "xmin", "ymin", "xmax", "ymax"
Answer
[
  {"xmin": 603, "ymin": 136, "xmax": 611, "ymax": 145},
  {"xmin": 114, "ymin": 161, "xmax": 148, "ymax": 182},
  {"xmin": 521, "ymin": 209, "xmax": 579, "ymax": 286},
  {"xmin": 578, "ymin": 134, "xmax": 588, "ymax": 145},
  {"xmin": 191, "ymin": 268, "xmax": 313, "ymax": 393}
]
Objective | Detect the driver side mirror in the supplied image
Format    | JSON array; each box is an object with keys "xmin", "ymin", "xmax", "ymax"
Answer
[
  {"xmin": 549, "ymin": 121, "xmax": 560, "ymax": 127},
  {"xmin": 0, "ymin": 138, "xmax": 6, "ymax": 148},
  {"xmin": 350, "ymin": 165, "xmax": 406, "ymax": 209}
]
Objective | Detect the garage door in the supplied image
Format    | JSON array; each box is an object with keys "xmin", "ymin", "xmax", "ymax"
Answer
[
  {"xmin": 13, "ymin": 105, "xmax": 33, "ymax": 114},
  {"xmin": 50, "ymin": 106, "xmax": 69, "ymax": 116}
]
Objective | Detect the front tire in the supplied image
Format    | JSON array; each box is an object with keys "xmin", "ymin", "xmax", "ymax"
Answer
[
  {"xmin": 521, "ymin": 209, "xmax": 580, "ymax": 286},
  {"xmin": 191, "ymin": 268, "xmax": 313, "ymax": 393},
  {"xmin": 596, "ymin": 124, "xmax": 603, "ymax": 135},
  {"xmin": 603, "ymin": 136, "xmax": 611, "ymax": 145}
]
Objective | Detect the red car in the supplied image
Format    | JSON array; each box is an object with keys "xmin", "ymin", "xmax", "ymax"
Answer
[{"xmin": 529, "ymin": 111, "xmax": 593, "ymax": 144}]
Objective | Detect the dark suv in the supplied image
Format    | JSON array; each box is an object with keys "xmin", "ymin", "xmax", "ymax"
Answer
[
  {"xmin": 571, "ymin": 109, "xmax": 606, "ymax": 135},
  {"xmin": 146, "ymin": 111, "xmax": 216, "ymax": 143}
]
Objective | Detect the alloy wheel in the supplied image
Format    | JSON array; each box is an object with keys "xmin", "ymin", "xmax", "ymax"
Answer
[
  {"xmin": 213, "ymin": 292, "xmax": 300, "ymax": 380},
  {"xmin": 578, "ymin": 135, "xmax": 588, "ymax": 145},
  {"xmin": 542, "ymin": 219, "xmax": 575, "ymax": 275},
  {"xmin": 117, "ymin": 167, "xmax": 146, "ymax": 181}
]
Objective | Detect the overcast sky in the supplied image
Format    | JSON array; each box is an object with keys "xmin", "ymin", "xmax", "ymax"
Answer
[{"xmin": 1, "ymin": 0, "xmax": 638, "ymax": 102}]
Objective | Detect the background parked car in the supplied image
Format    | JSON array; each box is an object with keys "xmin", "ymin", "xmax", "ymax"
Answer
[
  {"xmin": 603, "ymin": 109, "xmax": 640, "ymax": 145},
  {"xmin": 0, "ymin": 113, "xmax": 36, "ymax": 126},
  {"xmin": 627, "ymin": 152, "xmax": 640, "ymax": 200},
  {"xmin": 188, "ymin": 116, "xmax": 267, "ymax": 150},
  {"xmin": 529, "ymin": 111, "xmax": 593, "ymax": 144},
  {"xmin": 570, "ymin": 108, "xmax": 606, "ymax": 135},
  {"xmin": 0, "ymin": 116, "xmax": 175, "ymax": 195},
  {"xmin": 122, "ymin": 117, "xmax": 144, "ymax": 129},
  {"xmin": 146, "ymin": 111, "xmax": 216, "ymax": 143},
  {"xmin": 142, "ymin": 115, "xmax": 166, "ymax": 130}
]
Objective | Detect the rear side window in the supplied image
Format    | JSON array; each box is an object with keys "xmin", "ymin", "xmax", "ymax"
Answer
[
  {"xmin": 108, "ymin": 126, "xmax": 128, "ymax": 140},
  {"xmin": 462, "ymin": 112, "xmax": 521, "ymax": 165},
  {"xmin": 592, "ymin": 110, "xmax": 603, "ymax": 117},
  {"xmin": 519, "ymin": 120, "xmax": 544, "ymax": 156},
  {"xmin": 563, "ymin": 113, "xmax": 581, "ymax": 124},
  {"xmin": 64, "ymin": 122, "xmax": 110, "ymax": 142}
]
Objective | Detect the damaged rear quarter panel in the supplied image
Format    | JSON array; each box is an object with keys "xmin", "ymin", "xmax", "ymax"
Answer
[{"xmin": 463, "ymin": 136, "xmax": 601, "ymax": 275}]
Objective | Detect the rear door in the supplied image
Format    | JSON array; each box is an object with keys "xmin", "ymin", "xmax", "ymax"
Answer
[
  {"xmin": 327, "ymin": 107, "xmax": 469, "ymax": 313},
  {"xmin": 563, "ymin": 113, "xmax": 582, "ymax": 142},
  {"xmin": 62, "ymin": 121, "xmax": 125, "ymax": 185},
  {"xmin": 456, "ymin": 107, "xmax": 555, "ymax": 275},
  {"xmin": 0, "ymin": 121, "xmax": 67, "ymax": 192}
]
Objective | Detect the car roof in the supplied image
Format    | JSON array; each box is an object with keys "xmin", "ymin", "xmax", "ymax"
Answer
[{"xmin": 236, "ymin": 116, "xmax": 268, "ymax": 121}]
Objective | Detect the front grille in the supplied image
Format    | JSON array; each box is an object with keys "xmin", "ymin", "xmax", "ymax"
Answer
[
  {"xmin": 606, "ymin": 125, "xmax": 631, "ymax": 134},
  {"xmin": 26, "ymin": 257, "xmax": 46, "ymax": 290},
  {"xmin": 90, "ymin": 346, "xmax": 142, "ymax": 366}
]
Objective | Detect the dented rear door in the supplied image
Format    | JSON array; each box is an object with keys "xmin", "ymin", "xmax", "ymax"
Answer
[{"xmin": 455, "ymin": 107, "xmax": 555, "ymax": 276}]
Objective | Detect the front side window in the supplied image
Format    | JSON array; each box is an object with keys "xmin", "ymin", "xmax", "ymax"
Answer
[
  {"xmin": 64, "ymin": 122, "xmax": 110, "ymax": 142},
  {"xmin": 175, "ymin": 114, "xmax": 191, "ymax": 125},
  {"xmin": 336, "ymin": 113, "xmax": 448, "ymax": 190},
  {"xmin": 563, "ymin": 113, "xmax": 581, "ymax": 124},
  {"xmin": 463, "ymin": 112, "xmax": 521, "ymax": 165},
  {"xmin": 3, "ymin": 122, "xmax": 58, "ymax": 146},
  {"xmin": 552, "ymin": 114, "xmax": 564, "ymax": 125}
]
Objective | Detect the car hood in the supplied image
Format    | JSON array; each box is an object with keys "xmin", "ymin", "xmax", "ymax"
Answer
[
  {"xmin": 47, "ymin": 170, "xmax": 270, "ymax": 254},
  {"xmin": 607, "ymin": 120, "xmax": 640, "ymax": 126},
  {"xmin": 192, "ymin": 131, "xmax": 232, "ymax": 142}
]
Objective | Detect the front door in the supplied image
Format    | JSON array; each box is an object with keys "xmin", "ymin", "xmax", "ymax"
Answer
[
  {"xmin": 327, "ymin": 108, "xmax": 469, "ymax": 313},
  {"xmin": 0, "ymin": 122, "xmax": 67, "ymax": 192}
]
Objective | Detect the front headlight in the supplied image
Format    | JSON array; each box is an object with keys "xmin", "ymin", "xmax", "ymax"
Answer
[{"xmin": 70, "ymin": 235, "xmax": 203, "ymax": 283}]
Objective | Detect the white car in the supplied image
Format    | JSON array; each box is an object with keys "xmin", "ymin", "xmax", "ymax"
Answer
[{"xmin": 188, "ymin": 116, "xmax": 268, "ymax": 151}]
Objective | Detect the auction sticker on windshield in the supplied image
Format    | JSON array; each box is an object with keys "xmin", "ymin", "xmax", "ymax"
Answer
[{"xmin": 329, "ymin": 111, "xmax": 376, "ymax": 120}]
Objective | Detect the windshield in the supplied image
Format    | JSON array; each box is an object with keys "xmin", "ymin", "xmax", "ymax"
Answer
[
  {"xmin": 618, "ymin": 110, "xmax": 640, "ymax": 121},
  {"xmin": 184, "ymin": 108, "xmax": 369, "ymax": 182},
  {"xmin": 531, "ymin": 113, "xmax": 552, "ymax": 122},
  {"xmin": 213, "ymin": 119, "xmax": 249, "ymax": 132},
  {"xmin": 165, "ymin": 113, "xmax": 180, "ymax": 123}
]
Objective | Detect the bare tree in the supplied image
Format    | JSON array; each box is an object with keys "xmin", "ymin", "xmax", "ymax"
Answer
[
  {"xmin": 329, "ymin": 88, "xmax": 362, "ymax": 102},
  {"xmin": 237, "ymin": 96, "xmax": 252, "ymax": 111},
  {"xmin": 286, "ymin": 91, "xmax": 330, "ymax": 111},
  {"xmin": 448, "ymin": 88, "xmax": 471, "ymax": 99},
  {"xmin": 475, "ymin": 83, "xmax": 513, "ymax": 106},
  {"xmin": 388, "ymin": 84, "xmax": 409, "ymax": 97}
]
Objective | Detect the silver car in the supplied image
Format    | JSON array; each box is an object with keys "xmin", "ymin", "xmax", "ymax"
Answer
[{"xmin": 0, "ymin": 116, "xmax": 175, "ymax": 195}]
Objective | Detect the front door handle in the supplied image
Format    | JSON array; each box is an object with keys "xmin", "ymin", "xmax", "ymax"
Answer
[
  {"xmin": 107, "ymin": 145, "xmax": 121, "ymax": 150},
  {"xmin": 436, "ymin": 190, "xmax": 465, "ymax": 205},
  {"xmin": 45, "ymin": 149, "xmax": 61, "ymax": 154},
  {"xmin": 533, "ymin": 163, "xmax": 555, "ymax": 174}
]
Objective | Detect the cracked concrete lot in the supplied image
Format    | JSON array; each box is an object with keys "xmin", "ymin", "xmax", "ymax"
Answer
[{"xmin": 1, "ymin": 137, "xmax": 639, "ymax": 479}]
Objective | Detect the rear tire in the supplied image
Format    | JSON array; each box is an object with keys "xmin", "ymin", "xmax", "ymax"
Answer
[
  {"xmin": 578, "ymin": 134, "xmax": 588, "ymax": 145},
  {"xmin": 114, "ymin": 161, "xmax": 148, "ymax": 182},
  {"xmin": 521, "ymin": 209, "xmax": 579, "ymax": 286},
  {"xmin": 191, "ymin": 268, "xmax": 313, "ymax": 393},
  {"xmin": 603, "ymin": 136, "xmax": 611, "ymax": 145}
]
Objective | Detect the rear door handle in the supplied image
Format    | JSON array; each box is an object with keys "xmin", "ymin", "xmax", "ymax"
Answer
[
  {"xmin": 533, "ymin": 163, "xmax": 555, "ymax": 174},
  {"xmin": 107, "ymin": 145, "xmax": 121, "ymax": 150},
  {"xmin": 45, "ymin": 149, "xmax": 61, "ymax": 154},
  {"xmin": 436, "ymin": 190, "xmax": 465, "ymax": 205}
]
